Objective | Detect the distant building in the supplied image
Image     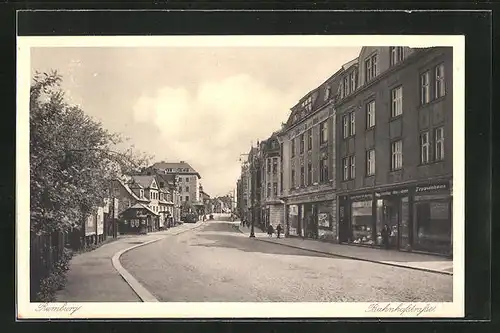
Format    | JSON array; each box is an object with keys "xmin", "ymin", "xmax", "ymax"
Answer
[{"xmin": 148, "ymin": 161, "xmax": 204, "ymax": 216}]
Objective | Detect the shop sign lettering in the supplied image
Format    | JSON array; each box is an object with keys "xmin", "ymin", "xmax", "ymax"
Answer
[
  {"xmin": 416, "ymin": 183, "xmax": 448, "ymax": 193},
  {"xmin": 351, "ymin": 194, "xmax": 372, "ymax": 201},
  {"xmin": 375, "ymin": 188, "xmax": 409, "ymax": 197}
]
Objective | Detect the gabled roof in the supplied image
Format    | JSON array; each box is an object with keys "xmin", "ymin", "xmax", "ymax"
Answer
[
  {"xmin": 131, "ymin": 175, "xmax": 157, "ymax": 189},
  {"xmin": 150, "ymin": 161, "xmax": 201, "ymax": 178},
  {"xmin": 126, "ymin": 203, "xmax": 159, "ymax": 216},
  {"xmin": 115, "ymin": 179, "xmax": 148, "ymax": 203}
]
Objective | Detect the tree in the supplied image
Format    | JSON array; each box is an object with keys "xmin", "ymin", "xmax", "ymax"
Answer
[{"xmin": 30, "ymin": 71, "xmax": 151, "ymax": 235}]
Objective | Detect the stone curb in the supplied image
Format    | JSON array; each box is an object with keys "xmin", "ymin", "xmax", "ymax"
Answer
[
  {"xmin": 111, "ymin": 221, "xmax": 207, "ymax": 302},
  {"xmin": 236, "ymin": 224, "xmax": 453, "ymax": 276}
]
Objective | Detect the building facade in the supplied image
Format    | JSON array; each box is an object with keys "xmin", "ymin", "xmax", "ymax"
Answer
[
  {"xmin": 260, "ymin": 132, "xmax": 285, "ymax": 229},
  {"xmin": 278, "ymin": 70, "xmax": 342, "ymax": 241},
  {"xmin": 149, "ymin": 161, "xmax": 204, "ymax": 216},
  {"xmin": 335, "ymin": 46, "xmax": 453, "ymax": 256}
]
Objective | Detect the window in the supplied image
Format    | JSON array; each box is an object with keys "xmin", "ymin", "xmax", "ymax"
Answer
[
  {"xmin": 300, "ymin": 133, "xmax": 305, "ymax": 154},
  {"xmin": 391, "ymin": 86, "xmax": 403, "ymax": 117},
  {"xmin": 391, "ymin": 140, "xmax": 403, "ymax": 170},
  {"xmin": 435, "ymin": 64, "xmax": 446, "ymax": 98},
  {"xmin": 349, "ymin": 156, "xmax": 356, "ymax": 179},
  {"xmin": 185, "ymin": 186, "xmax": 189, "ymax": 192},
  {"xmin": 267, "ymin": 183, "xmax": 271, "ymax": 198},
  {"xmin": 280, "ymin": 172, "xmax": 283, "ymax": 194},
  {"xmin": 342, "ymin": 115, "xmax": 349, "ymax": 138},
  {"xmin": 324, "ymin": 86, "xmax": 331, "ymax": 100},
  {"xmin": 320, "ymin": 157, "xmax": 329, "ymax": 183},
  {"xmin": 350, "ymin": 70, "xmax": 357, "ymax": 92},
  {"xmin": 272, "ymin": 158, "xmax": 278, "ymax": 174},
  {"xmin": 342, "ymin": 157, "xmax": 349, "ymax": 181},
  {"xmin": 366, "ymin": 100, "xmax": 375, "ymax": 128},
  {"xmin": 185, "ymin": 195, "xmax": 189, "ymax": 202},
  {"xmin": 307, "ymin": 162, "xmax": 312, "ymax": 185},
  {"xmin": 367, "ymin": 149, "xmax": 375, "ymax": 176},
  {"xmin": 390, "ymin": 46, "xmax": 404, "ymax": 66},
  {"xmin": 420, "ymin": 132, "xmax": 430, "ymax": 164},
  {"xmin": 365, "ymin": 53, "xmax": 378, "ymax": 82},
  {"xmin": 320, "ymin": 120, "xmax": 328, "ymax": 144},
  {"xmin": 291, "ymin": 138, "xmax": 296, "ymax": 157},
  {"xmin": 435, "ymin": 127, "xmax": 444, "ymax": 160},
  {"xmin": 349, "ymin": 111, "xmax": 356, "ymax": 136},
  {"xmin": 343, "ymin": 76, "xmax": 350, "ymax": 97},
  {"xmin": 273, "ymin": 182, "xmax": 278, "ymax": 196},
  {"xmin": 159, "ymin": 182, "xmax": 164, "ymax": 188},
  {"xmin": 421, "ymin": 71, "xmax": 430, "ymax": 105},
  {"xmin": 185, "ymin": 177, "xmax": 189, "ymax": 182},
  {"xmin": 300, "ymin": 166, "xmax": 305, "ymax": 187},
  {"xmin": 140, "ymin": 189, "xmax": 144, "ymax": 198},
  {"xmin": 307, "ymin": 129, "xmax": 313, "ymax": 150},
  {"xmin": 267, "ymin": 158, "xmax": 271, "ymax": 173},
  {"xmin": 291, "ymin": 169, "xmax": 296, "ymax": 187},
  {"xmin": 301, "ymin": 96, "xmax": 312, "ymax": 112}
]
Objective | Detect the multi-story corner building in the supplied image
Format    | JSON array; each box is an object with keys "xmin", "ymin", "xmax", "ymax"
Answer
[
  {"xmin": 149, "ymin": 161, "xmax": 204, "ymax": 216},
  {"xmin": 335, "ymin": 46, "xmax": 453, "ymax": 256},
  {"xmin": 278, "ymin": 70, "xmax": 343, "ymax": 241},
  {"xmin": 259, "ymin": 131, "xmax": 285, "ymax": 229}
]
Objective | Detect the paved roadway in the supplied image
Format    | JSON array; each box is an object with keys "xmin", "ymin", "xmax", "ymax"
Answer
[{"xmin": 120, "ymin": 220, "xmax": 453, "ymax": 302}]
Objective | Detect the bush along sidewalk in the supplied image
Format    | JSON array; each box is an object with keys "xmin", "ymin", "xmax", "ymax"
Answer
[{"xmin": 35, "ymin": 248, "xmax": 73, "ymax": 302}]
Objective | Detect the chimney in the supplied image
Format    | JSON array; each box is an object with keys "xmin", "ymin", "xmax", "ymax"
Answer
[{"xmin": 180, "ymin": 160, "xmax": 185, "ymax": 163}]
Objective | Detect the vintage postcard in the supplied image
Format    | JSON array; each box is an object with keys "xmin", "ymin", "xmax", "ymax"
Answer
[{"xmin": 17, "ymin": 34, "xmax": 464, "ymax": 319}]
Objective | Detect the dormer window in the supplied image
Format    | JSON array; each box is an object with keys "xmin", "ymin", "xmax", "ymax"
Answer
[
  {"xmin": 349, "ymin": 70, "xmax": 357, "ymax": 92},
  {"xmin": 343, "ymin": 76, "xmax": 350, "ymax": 97},
  {"xmin": 365, "ymin": 53, "xmax": 378, "ymax": 83},
  {"xmin": 390, "ymin": 47, "xmax": 404, "ymax": 66},
  {"xmin": 324, "ymin": 86, "xmax": 331, "ymax": 101},
  {"xmin": 301, "ymin": 96, "xmax": 312, "ymax": 112},
  {"xmin": 139, "ymin": 189, "xmax": 144, "ymax": 198}
]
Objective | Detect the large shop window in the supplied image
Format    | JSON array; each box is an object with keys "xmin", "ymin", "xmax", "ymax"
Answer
[
  {"xmin": 351, "ymin": 200, "xmax": 374, "ymax": 245},
  {"xmin": 413, "ymin": 198, "xmax": 451, "ymax": 255}
]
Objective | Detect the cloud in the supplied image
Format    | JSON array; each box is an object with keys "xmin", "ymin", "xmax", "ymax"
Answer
[
  {"xmin": 31, "ymin": 46, "xmax": 362, "ymax": 196},
  {"xmin": 132, "ymin": 73, "xmax": 293, "ymax": 196}
]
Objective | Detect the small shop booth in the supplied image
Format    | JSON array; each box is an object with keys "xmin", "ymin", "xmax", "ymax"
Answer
[{"xmin": 118, "ymin": 203, "xmax": 159, "ymax": 235}]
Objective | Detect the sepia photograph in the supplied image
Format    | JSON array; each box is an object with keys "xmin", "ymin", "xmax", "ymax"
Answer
[{"xmin": 17, "ymin": 35, "xmax": 465, "ymax": 319}]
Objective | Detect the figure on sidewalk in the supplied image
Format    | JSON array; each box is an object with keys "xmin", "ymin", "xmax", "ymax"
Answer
[
  {"xmin": 276, "ymin": 224, "xmax": 283, "ymax": 239},
  {"xmin": 267, "ymin": 224, "xmax": 274, "ymax": 237},
  {"xmin": 381, "ymin": 224, "xmax": 390, "ymax": 249}
]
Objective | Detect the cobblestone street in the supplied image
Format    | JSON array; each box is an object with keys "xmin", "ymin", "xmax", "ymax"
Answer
[{"xmin": 120, "ymin": 220, "xmax": 453, "ymax": 302}]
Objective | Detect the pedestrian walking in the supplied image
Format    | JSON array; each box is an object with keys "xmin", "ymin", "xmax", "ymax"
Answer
[
  {"xmin": 276, "ymin": 224, "xmax": 283, "ymax": 239},
  {"xmin": 381, "ymin": 224, "xmax": 390, "ymax": 249},
  {"xmin": 267, "ymin": 224, "xmax": 274, "ymax": 237}
]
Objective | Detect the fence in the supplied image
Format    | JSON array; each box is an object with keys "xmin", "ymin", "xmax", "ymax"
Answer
[{"xmin": 29, "ymin": 231, "xmax": 67, "ymax": 301}]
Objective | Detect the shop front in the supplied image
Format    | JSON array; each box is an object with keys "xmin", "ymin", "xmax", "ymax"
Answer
[
  {"xmin": 285, "ymin": 190, "xmax": 337, "ymax": 242},
  {"xmin": 338, "ymin": 179, "xmax": 452, "ymax": 256},
  {"xmin": 119, "ymin": 203, "xmax": 159, "ymax": 235}
]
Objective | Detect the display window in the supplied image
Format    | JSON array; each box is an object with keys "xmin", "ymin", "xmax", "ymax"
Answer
[
  {"xmin": 412, "ymin": 197, "xmax": 451, "ymax": 254},
  {"xmin": 351, "ymin": 200, "xmax": 373, "ymax": 245}
]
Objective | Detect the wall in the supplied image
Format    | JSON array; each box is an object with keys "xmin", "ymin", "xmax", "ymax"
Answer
[{"xmin": 336, "ymin": 47, "xmax": 453, "ymax": 192}]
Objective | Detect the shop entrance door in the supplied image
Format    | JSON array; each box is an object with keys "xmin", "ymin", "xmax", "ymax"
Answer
[
  {"xmin": 338, "ymin": 202, "xmax": 350, "ymax": 243},
  {"xmin": 381, "ymin": 199, "xmax": 399, "ymax": 249},
  {"xmin": 399, "ymin": 197, "xmax": 410, "ymax": 250}
]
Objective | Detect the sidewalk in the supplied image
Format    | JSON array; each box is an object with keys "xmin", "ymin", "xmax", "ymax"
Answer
[
  {"xmin": 56, "ymin": 221, "xmax": 205, "ymax": 302},
  {"xmin": 237, "ymin": 224, "xmax": 453, "ymax": 275}
]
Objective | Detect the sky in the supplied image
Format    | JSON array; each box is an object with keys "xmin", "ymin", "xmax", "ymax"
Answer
[{"xmin": 31, "ymin": 46, "xmax": 361, "ymax": 197}]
